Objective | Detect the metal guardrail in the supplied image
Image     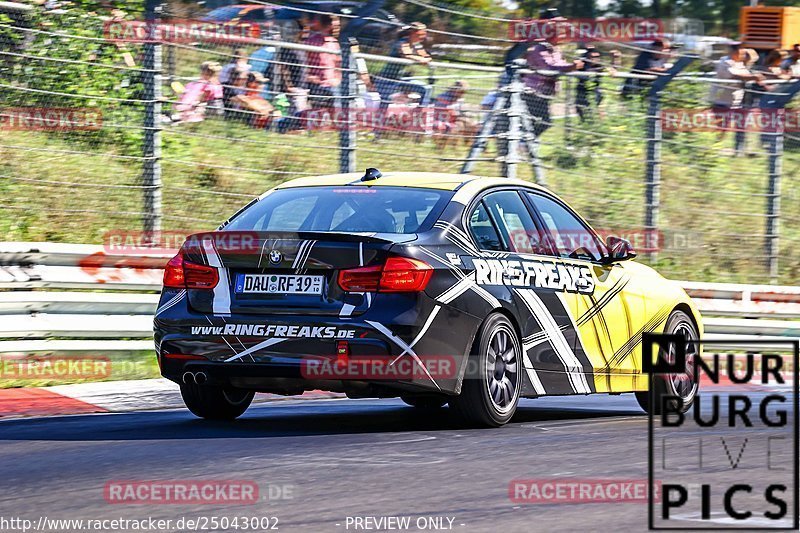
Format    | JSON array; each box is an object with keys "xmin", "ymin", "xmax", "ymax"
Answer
[{"xmin": 0, "ymin": 242, "xmax": 798, "ymax": 354}]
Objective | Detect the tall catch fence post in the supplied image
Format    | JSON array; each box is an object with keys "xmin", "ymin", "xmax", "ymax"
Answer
[
  {"xmin": 643, "ymin": 57, "xmax": 692, "ymax": 262},
  {"xmin": 338, "ymin": 38, "xmax": 356, "ymax": 173},
  {"xmin": 338, "ymin": 0, "xmax": 384, "ymax": 173},
  {"xmin": 143, "ymin": 0, "xmax": 163, "ymax": 237},
  {"xmin": 761, "ymin": 80, "xmax": 800, "ymax": 282}
]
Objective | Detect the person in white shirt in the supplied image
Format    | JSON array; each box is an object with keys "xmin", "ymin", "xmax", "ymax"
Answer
[
  {"xmin": 709, "ymin": 42, "xmax": 764, "ymax": 155},
  {"xmin": 709, "ymin": 42, "xmax": 763, "ymax": 110},
  {"xmin": 780, "ymin": 44, "xmax": 800, "ymax": 77}
]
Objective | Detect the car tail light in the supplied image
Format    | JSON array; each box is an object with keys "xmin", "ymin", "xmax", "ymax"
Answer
[
  {"xmin": 337, "ymin": 264, "xmax": 382, "ymax": 292},
  {"xmin": 380, "ymin": 257, "xmax": 433, "ymax": 292},
  {"xmin": 163, "ymin": 251, "xmax": 219, "ymax": 289},
  {"xmin": 338, "ymin": 257, "xmax": 432, "ymax": 293}
]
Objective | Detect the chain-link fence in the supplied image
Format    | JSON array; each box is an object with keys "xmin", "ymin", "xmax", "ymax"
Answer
[{"xmin": 1, "ymin": 1, "xmax": 800, "ymax": 285}]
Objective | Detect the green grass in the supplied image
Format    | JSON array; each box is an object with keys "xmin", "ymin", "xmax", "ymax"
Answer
[{"xmin": 0, "ymin": 352, "xmax": 160, "ymax": 389}]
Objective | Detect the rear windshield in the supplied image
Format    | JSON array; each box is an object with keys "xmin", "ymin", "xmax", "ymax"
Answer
[{"xmin": 225, "ymin": 186, "xmax": 453, "ymax": 234}]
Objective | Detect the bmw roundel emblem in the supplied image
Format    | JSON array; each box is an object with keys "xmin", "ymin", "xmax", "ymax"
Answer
[{"xmin": 268, "ymin": 249, "xmax": 282, "ymax": 264}]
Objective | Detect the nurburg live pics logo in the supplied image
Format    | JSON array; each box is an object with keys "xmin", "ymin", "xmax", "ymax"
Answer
[{"xmin": 646, "ymin": 334, "xmax": 799, "ymax": 530}]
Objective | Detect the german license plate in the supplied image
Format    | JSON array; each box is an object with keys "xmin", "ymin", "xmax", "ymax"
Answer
[{"xmin": 235, "ymin": 274, "xmax": 323, "ymax": 295}]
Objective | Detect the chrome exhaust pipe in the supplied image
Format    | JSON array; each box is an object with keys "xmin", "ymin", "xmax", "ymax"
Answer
[
  {"xmin": 194, "ymin": 372, "xmax": 208, "ymax": 385},
  {"xmin": 182, "ymin": 371, "xmax": 195, "ymax": 385}
]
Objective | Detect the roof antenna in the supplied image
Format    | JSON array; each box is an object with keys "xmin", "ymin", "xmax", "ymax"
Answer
[{"xmin": 361, "ymin": 168, "xmax": 382, "ymax": 182}]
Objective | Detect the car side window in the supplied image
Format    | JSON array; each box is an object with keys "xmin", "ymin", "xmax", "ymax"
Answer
[
  {"xmin": 481, "ymin": 191, "xmax": 547, "ymax": 255},
  {"xmin": 468, "ymin": 202, "xmax": 504, "ymax": 251},
  {"xmin": 525, "ymin": 192, "xmax": 606, "ymax": 262}
]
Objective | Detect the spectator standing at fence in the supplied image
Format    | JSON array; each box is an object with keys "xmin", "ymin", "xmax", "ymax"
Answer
[
  {"xmin": 754, "ymin": 49, "xmax": 791, "ymax": 105},
  {"xmin": 709, "ymin": 42, "xmax": 764, "ymax": 155},
  {"xmin": 759, "ymin": 49, "xmax": 790, "ymax": 79},
  {"xmin": 621, "ymin": 39, "xmax": 672, "ymax": 99},
  {"xmin": 375, "ymin": 22, "xmax": 432, "ymax": 110},
  {"xmin": 753, "ymin": 49, "xmax": 791, "ymax": 147},
  {"xmin": 304, "ymin": 14, "xmax": 341, "ymax": 108},
  {"xmin": 575, "ymin": 43, "xmax": 612, "ymax": 122},
  {"xmin": 740, "ymin": 48, "xmax": 764, "ymax": 109},
  {"xmin": 709, "ymin": 43, "xmax": 764, "ymax": 111},
  {"xmin": 523, "ymin": 9, "xmax": 583, "ymax": 137},
  {"xmin": 780, "ymin": 44, "xmax": 800, "ymax": 77}
]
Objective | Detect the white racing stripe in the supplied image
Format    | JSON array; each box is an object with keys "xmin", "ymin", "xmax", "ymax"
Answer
[
  {"xmin": 256, "ymin": 238, "xmax": 271, "ymax": 269},
  {"xmin": 436, "ymin": 275, "xmax": 473, "ymax": 304},
  {"xmin": 339, "ymin": 242, "xmax": 370, "ymax": 317},
  {"xmin": 519, "ymin": 349, "xmax": 547, "ymax": 396},
  {"xmin": 434, "ymin": 221, "xmax": 480, "ymax": 256},
  {"xmin": 201, "ymin": 238, "xmax": 231, "ymax": 316},
  {"xmin": 292, "ymin": 240, "xmax": 316, "ymax": 272},
  {"xmin": 419, "ymin": 247, "xmax": 500, "ymax": 308},
  {"xmin": 516, "ymin": 288, "xmax": 591, "ymax": 394},
  {"xmin": 224, "ymin": 337, "xmax": 286, "ymax": 362},
  {"xmin": 366, "ymin": 319, "xmax": 441, "ymax": 390},
  {"xmin": 339, "ymin": 302, "xmax": 357, "ymax": 317},
  {"xmin": 155, "ymin": 289, "xmax": 186, "ymax": 315},
  {"xmin": 389, "ymin": 305, "xmax": 442, "ymax": 365}
]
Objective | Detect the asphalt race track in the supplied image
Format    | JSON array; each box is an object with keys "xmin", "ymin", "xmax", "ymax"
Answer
[{"xmin": 0, "ymin": 393, "xmax": 795, "ymax": 532}]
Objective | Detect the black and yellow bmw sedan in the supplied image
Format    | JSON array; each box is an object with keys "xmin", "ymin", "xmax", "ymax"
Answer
[{"xmin": 154, "ymin": 170, "xmax": 702, "ymax": 426}]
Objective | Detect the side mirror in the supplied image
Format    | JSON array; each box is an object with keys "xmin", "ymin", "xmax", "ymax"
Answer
[{"xmin": 605, "ymin": 235, "xmax": 637, "ymax": 262}]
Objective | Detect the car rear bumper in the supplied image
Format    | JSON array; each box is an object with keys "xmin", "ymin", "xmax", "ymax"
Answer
[
  {"xmin": 154, "ymin": 290, "xmax": 481, "ymax": 396},
  {"xmin": 167, "ymin": 359, "xmax": 453, "ymax": 397}
]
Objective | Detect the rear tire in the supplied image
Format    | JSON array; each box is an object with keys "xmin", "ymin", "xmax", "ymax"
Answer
[
  {"xmin": 635, "ymin": 310, "xmax": 699, "ymax": 415},
  {"xmin": 180, "ymin": 383, "xmax": 255, "ymax": 420},
  {"xmin": 401, "ymin": 395, "xmax": 447, "ymax": 409},
  {"xmin": 449, "ymin": 313, "xmax": 521, "ymax": 427}
]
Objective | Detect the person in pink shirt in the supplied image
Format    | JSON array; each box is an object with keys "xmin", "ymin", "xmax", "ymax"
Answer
[
  {"xmin": 304, "ymin": 14, "xmax": 341, "ymax": 108},
  {"xmin": 524, "ymin": 8, "xmax": 582, "ymax": 136},
  {"xmin": 173, "ymin": 61, "xmax": 223, "ymax": 123}
]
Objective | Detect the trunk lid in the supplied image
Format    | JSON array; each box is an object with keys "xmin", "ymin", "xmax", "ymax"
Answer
[{"xmin": 183, "ymin": 231, "xmax": 416, "ymax": 316}]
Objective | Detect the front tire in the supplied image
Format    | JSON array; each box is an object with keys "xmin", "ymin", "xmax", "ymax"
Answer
[
  {"xmin": 180, "ymin": 383, "xmax": 255, "ymax": 420},
  {"xmin": 449, "ymin": 314, "xmax": 521, "ymax": 427},
  {"xmin": 636, "ymin": 310, "xmax": 699, "ymax": 415}
]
